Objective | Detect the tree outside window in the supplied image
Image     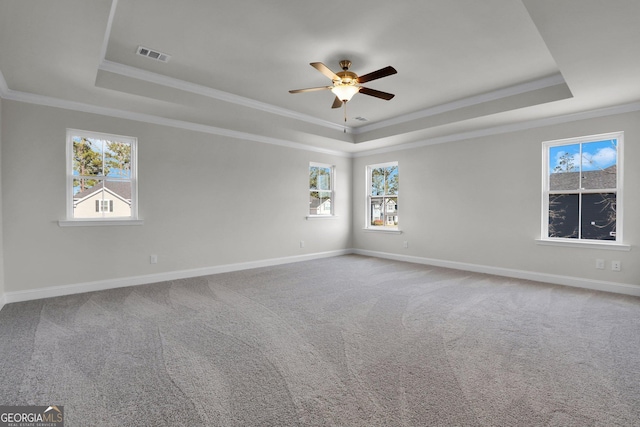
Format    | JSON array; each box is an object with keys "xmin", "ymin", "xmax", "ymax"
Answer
[
  {"xmin": 544, "ymin": 133, "xmax": 621, "ymax": 242},
  {"xmin": 67, "ymin": 129, "xmax": 137, "ymax": 220},
  {"xmin": 367, "ymin": 162, "xmax": 398, "ymax": 229}
]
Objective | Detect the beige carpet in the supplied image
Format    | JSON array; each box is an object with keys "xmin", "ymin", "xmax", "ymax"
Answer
[{"xmin": 0, "ymin": 255, "xmax": 639, "ymax": 426}]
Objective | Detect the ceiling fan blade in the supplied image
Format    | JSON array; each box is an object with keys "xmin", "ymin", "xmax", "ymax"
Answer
[
  {"xmin": 359, "ymin": 86, "xmax": 395, "ymax": 100},
  {"xmin": 310, "ymin": 62, "xmax": 340, "ymax": 81},
  {"xmin": 331, "ymin": 96, "xmax": 343, "ymax": 109},
  {"xmin": 357, "ymin": 66, "xmax": 397, "ymax": 84},
  {"xmin": 289, "ymin": 86, "xmax": 332, "ymax": 94}
]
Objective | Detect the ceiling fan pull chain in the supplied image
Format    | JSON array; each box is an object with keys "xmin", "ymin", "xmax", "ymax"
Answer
[{"xmin": 344, "ymin": 102, "xmax": 347, "ymax": 133}]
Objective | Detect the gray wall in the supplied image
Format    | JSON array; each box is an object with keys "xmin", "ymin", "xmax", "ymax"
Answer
[
  {"xmin": 1, "ymin": 100, "xmax": 352, "ymax": 293},
  {"xmin": 1, "ymin": 99, "xmax": 638, "ymax": 298},
  {"xmin": 353, "ymin": 110, "xmax": 639, "ymax": 286}
]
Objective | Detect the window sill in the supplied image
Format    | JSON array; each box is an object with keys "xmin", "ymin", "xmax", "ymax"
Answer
[
  {"xmin": 306, "ymin": 215, "xmax": 338, "ymax": 220},
  {"xmin": 362, "ymin": 227, "xmax": 403, "ymax": 235},
  {"xmin": 58, "ymin": 219, "xmax": 144, "ymax": 227},
  {"xmin": 536, "ymin": 238, "xmax": 630, "ymax": 251}
]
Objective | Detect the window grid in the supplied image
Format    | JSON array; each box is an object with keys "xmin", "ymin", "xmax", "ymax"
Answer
[
  {"xmin": 366, "ymin": 162, "xmax": 398, "ymax": 229},
  {"xmin": 309, "ymin": 163, "xmax": 335, "ymax": 216},
  {"xmin": 542, "ymin": 132, "xmax": 622, "ymax": 243},
  {"xmin": 66, "ymin": 129, "xmax": 138, "ymax": 221}
]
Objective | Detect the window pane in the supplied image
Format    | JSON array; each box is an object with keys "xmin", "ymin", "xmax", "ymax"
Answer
[
  {"xmin": 371, "ymin": 168, "xmax": 385, "ymax": 196},
  {"xmin": 549, "ymin": 144, "xmax": 580, "ymax": 190},
  {"xmin": 370, "ymin": 197, "xmax": 384, "ymax": 226},
  {"xmin": 73, "ymin": 180, "xmax": 132, "ymax": 219},
  {"xmin": 385, "ymin": 166, "xmax": 398, "ymax": 195},
  {"xmin": 317, "ymin": 168, "xmax": 331, "ymax": 191},
  {"xmin": 104, "ymin": 140, "xmax": 132, "ymax": 179},
  {"xmin": 581, "ymin": 139, "xmax": 617, "ymax": 190},
  {"xmin": 72, "ymin": 137, "xmax": 104, "ymax": 177},
  {"xmin": 548, "ymin": 193, "xmax": 579, "ymax": 238},
  {"xmin": 581, "ymin": 193, "xmax": 616, "ymax": 240},
  {"xmin": 309, "ymin": 191, "xmax": 331, "ymax": 215},
  {"xmin": 385, "ymin": 197, "xmax": 398, "ymax": 226}
]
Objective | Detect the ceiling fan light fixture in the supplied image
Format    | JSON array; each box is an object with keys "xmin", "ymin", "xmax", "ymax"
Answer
[{"xmin": 331, "ymin": 84, "xmax": 360, "ymax": 102}]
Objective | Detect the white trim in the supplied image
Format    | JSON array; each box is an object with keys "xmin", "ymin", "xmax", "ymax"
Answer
[
  {"xmin": 97, "ymin": 1, "xmax": 349, "ymax": 134},
  {"xmin": 306, "ymin": 215, "xmax": 338, "ymax": 220},
  {"xmin": 353, "ymin": 249, "xmax": 640, "ymax": 297},
  {"xmin": 2, "ymin": 249, "xmax": 351, "ymax": 304},
  {"xmin": 361, "ymin": 228, "xmax": 402, "ymax": 234},
  {"xmin": 1, "ymin": 87, "xmax": 349, "ymax": 157},
  {"xmin": 535, "ymin": 239, "xmax": 630, "ymax": 251},
  {"xmin": 309, "ymin": 162, "xmax": 335, "ymax": 216},
  {"xmin": 366, "ymin": 161, "xmax": 399, "ymax": 230},
  {"xmin": 58, "ymin": 219, "xmax": 144, "ymax": 227},
  {"xmin": 541, "ymin": 131, "xmax": 623, "ymax": 244},
  {"xmin": 2, "ymin": 249, "xmax": 638, "ymax": 305},
  {"xmin": 98, "ymin": 60, "xmax": 349, "ymax": 133},
  {"xmin": 66, "ymin": 129, "xmax": 139, "ymax": 221},
  {"xmin": 353, "ymin": 74, "xmax": 567, "ymax": 134},
  {"xmin": 3, "ymin": 68, "xmax": 640, "ymax": 158},
  {"xmin": 99, "ymin": 0, "xmax": 118, "ymax": 63},
  {"xmin": 352, "ymin": 101, "xmax": 640, "ymax": 157}
]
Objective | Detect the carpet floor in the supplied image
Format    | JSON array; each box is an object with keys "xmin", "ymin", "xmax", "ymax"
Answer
[{"xmin": 0, "ymin": 255, "xmax": 639, "ymax": 426}]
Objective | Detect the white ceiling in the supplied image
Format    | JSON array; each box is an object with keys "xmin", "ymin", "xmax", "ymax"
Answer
[{"xmin": 1, "ymin": 0, "xmax": 640, "ymax": 154}]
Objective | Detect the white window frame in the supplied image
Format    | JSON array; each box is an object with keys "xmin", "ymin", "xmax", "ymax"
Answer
[
  {"xmin": 539, "ymin": 131, "xmax": 628, "ymax": 250},
  {"xmin": 59, "ymin": 129, "xmax": 142, "ymax": 227},
  {"xmin": 307, "ymin": 162, "xmax": 336, "ymax": 219},
  {"xmin": 365, "ymin": 161, "xmax": 401, "ymax": 233}
]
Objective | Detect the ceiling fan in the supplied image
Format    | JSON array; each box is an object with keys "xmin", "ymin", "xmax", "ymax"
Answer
[{"xmin": 289, "ymin": 60, "xmax": 397, "ymax": 110}]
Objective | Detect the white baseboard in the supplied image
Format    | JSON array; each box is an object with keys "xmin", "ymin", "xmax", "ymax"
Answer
[
  {"xmin": 2, "ymin": 248, "xmax": 638, "ymax": 307},
  {"xmin": 353, "ymin": 249, "xmax": 640, "ymax": 297},
  {"xmin": 3, "ymin": 249, "xmax": 352, "ymax": 305}
]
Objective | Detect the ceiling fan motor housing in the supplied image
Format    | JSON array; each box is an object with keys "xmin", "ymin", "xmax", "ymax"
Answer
[{"xmin": 335, "ymin": 70, "xmax": 358, "ymax": 85}]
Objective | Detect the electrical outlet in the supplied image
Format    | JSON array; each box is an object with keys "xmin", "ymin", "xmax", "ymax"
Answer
[
  {"xmin": 611, "ymin": 260, "xmax": 621, "ymax": 271},
  {"xmin": 150, "ymin": 254, "xmax": 158, "ymax": 264},
  {"xmin": 403, "ymin": 241, "xmax": 409, "ymax": 249},
  {"xmin": 595, "ymin": 259, "xmax": 605, "ymax": 269},
  {"xmin": 300, "ymin": 241, "xmax": 305, "ymax": 248}
]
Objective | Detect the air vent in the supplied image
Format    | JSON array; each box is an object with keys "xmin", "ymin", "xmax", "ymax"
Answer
[
  {"xmin": 354, "ymin": 116, "xmax": 368, "ymax": 122},
  {"xmin": 136, "ymin": 45, "xmax": 171, "ymax": 63}
]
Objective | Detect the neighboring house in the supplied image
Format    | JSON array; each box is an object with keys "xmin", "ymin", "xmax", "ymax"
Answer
[
  {"xmin": 549, "ymin": 165, "xmax": 617, "ymax": 190},
  {"xmin": 309, "ymin": 197, "xmax": 331, "ymax": 215},
  {"xmin": 73, "ymin": 181, "xmax": 132, "ymax": 218},
  {"xmin": 371, "ymin": 199, "xmax": 398, "ymax": 226},
  {"xmin": 548, "ymin": 166, "xmax": 617, "ymax": 239}
]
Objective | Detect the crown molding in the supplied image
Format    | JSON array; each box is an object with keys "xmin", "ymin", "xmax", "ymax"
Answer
[
  {"xmin": 353, "ymin": 100, "xmax": 640, "ymax": 157},
  {"xmin": 98, "ymin": 60, "xmax": 351, "ymax": 134},
  {"xmin": 352, "ymin": 73, "xmax": 568, "ymax": 134},
  {"xmin": 3, "ymin": 67, "xmax": 640, "ymax": 159},
  {"xmin": 0, "ymin": 82, "xmax": 350, "ymax": 157},
  {"xmin": 96, "ymin": 0, "xmax": 351, "ymax": 134}
]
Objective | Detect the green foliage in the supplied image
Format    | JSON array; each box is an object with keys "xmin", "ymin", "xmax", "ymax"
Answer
[
  {"xmin": 73, "ymin": 137, "xmax": 132, "ymax": 193},
  {"xmin": 371, "ymin": 165, "xmax": 398, "ymax": 195},
  {"xmin": 106, "ymin": 141, "xmax": 131, "ymax": 177},
  {"xmin": 310, "ymin": 166, "xmax": 331, "ymax": 191},
  {"xmin": 73, "ymin": 138, "xmax": 103, "ymax": 191}
]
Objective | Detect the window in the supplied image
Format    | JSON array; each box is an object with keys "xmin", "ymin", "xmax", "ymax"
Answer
[
  {"xmin": 96, "ymin": 200, "xmax": 114, "ymax": 213},
  {"xmin": 542, "ymin": 132, "xmax": 623, "ymax": 243},
  {"xmin": 66, "ymin": 129, "xmax": 138, "ymax": 221},
  {"xmin": 366, "ymin": 162, "xmax": 398, "ymax": 229},
  {"xmin": 309, "ymin": 163, "xmax": 334, "ymax": 216}
]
